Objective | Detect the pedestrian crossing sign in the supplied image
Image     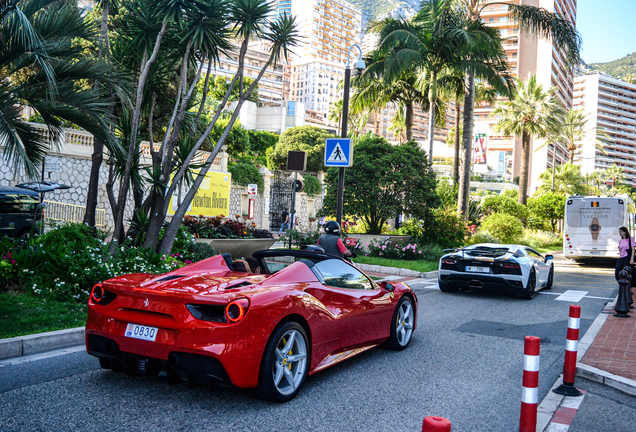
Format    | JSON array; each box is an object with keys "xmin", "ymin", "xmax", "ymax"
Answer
[{"xmin": 324, "ymin": 138, "xmax": 353, "ymax": 167}]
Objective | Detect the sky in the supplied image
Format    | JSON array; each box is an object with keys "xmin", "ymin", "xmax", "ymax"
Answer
[{"xmin": 577, "ymin": 0, "xmax": 636, "ymax": 63}]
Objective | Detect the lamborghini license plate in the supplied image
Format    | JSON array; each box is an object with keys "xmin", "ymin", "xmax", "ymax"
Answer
[
  {"xmin": 466, "ymin": 266, "xmax": 489, "ymax": 273},
  {"xmin": 124, "ymin": 323, "xmax": 158, "ymax": 342}
]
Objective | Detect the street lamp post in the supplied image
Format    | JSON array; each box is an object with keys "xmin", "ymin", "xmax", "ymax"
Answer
[
  {"xmin": 336, "ymin": 44, "xmax": 365, "ymax": 227},
  {"xmin": 551, "ymin": 142, "xmax": 559, "ymax": 191}
]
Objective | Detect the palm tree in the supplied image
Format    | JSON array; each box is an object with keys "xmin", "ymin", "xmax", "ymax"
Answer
[
  {"xmin": 371, "ymin": 0, "xmax": 514, "ymax": 163},
  {"xmin": 492, "ymin": 76, "xmax": 564, "ymax": 205},
  {"xmin": 0, "ymin": 0, "xmax": 123, "ymax": 177},
  {"xmin": 537, "ymin": 163, "xmax": 587, "ymax": 196},
  {"xmin": 351, "ymin": 51, "xmax": 427, "ymax": 142},
  {"xmin": 587, "ymin": 169, "xmax": 606, "ymax": 190},
  {"xmin": 328, "ymin": 99, "xmax": 344, "ymax": 135},
  {"xmin": 605, "ymin": 165, "xmax": 625, "ymax": 189},
  {"xmin": 537, "ymin": 109, "xmax": 608, "ymax": 165},
  {"xmin": 388, "ymin": 108, "xmax": 407, "ymax": 143},
  {"xmin": 455, "ymin": 0, "xmax": 582, "ymax": 218}
]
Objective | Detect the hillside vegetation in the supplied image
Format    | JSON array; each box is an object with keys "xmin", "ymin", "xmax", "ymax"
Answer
[{"xmin": 589, "ymin": 52, "xmax": 636, "ymax": 80}]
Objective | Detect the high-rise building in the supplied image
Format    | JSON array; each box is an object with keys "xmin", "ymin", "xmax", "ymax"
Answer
[
  {"xmin": 269, "ymin": 0, "xmax": 292, "ymax": 20},
  {"xmin": 475, "ymin": 0, "xmax": 576, "ymax": 189},
  {"xmin": 289, "ymin": 0, "xmax": 363, "ymax": 120},
  {"xmin": 361, "ymin": 32, "xmax": 380, "ymax": 56},
  {"xmin": 573, "ymin": 70, "xmax": 636, "ymax": 186},
  {"xmin": 205, "ymin": 41, "xmax": 291, "ymax": 104}
]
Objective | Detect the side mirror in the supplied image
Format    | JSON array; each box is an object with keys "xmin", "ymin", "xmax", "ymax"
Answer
[
  {"xmin": 544, "ymin": 255, "xmax": 553, "ymax": 262},
  {"xmin": 380, "ymin": 281, "xmax": 394, "ymax": 292}
]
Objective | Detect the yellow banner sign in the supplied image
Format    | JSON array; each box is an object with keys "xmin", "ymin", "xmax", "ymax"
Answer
[{"xmin": 168, "ymin": 170, "xmax": 231, "ymax": 217}]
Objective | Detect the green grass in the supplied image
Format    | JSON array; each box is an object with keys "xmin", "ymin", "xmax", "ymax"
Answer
[
  {"xmin": 533, "ymin": 246, "xmax": 563, "ymax": 255},
  {"xmin": 0, "ymin": 292, "xmax": 86, "ymax": 339},
  {"xmin": 352, "ymin": 256, "xmax": 438, "ymax": 273}
]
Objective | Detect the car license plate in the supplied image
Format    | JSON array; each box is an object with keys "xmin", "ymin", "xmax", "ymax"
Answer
[
  {"xmin": 124, "ymin": 323, "xmax": 158, "ymax": 342},
  {"xmin": 466, "ymin": 266, "xmax": 489, "ymax": 273}
]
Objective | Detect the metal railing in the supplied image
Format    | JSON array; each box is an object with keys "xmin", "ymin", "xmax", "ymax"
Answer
[{"xmin": 43, "ymin": 200, "xmax": 106, "ymax": 227}]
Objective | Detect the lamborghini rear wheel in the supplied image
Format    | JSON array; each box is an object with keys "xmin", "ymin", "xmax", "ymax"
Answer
[{"xmin": 256, "ymin": 321, "xmax": 309, "ymax": 402}]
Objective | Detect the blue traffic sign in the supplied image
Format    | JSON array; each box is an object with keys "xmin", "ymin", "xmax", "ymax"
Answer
[{"xmin": 324, "ymin": 138, "xmax": 353, "ymax": 167}]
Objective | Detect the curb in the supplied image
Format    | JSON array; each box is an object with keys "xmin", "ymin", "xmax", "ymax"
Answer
[
  {"xmin": 573, "ymin": 299, "xmax": 636, "ymax": 397},
  {"xmin": 353, "ymin": 263, "xmax": 438, "ymax": 279},
  {"xmin": 0, "ymin": 327, "xmax": 85, "ymax": 361}
]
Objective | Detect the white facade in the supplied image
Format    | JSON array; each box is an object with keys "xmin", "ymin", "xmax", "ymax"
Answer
[
  {"xmin": 231, "ymin": 100, "xmax": 306, "ymax": 134},
  {"xmin": 573, "ymin": 71, "xmax": 636, "ymax": 186},
  {"xmin": 289, "ymin": 0, "xmax": 362, "ymax": 120}
]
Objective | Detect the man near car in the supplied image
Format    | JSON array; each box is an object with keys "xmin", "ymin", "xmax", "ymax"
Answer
[
  {"xmin": 278, "ymin": 207, "xmax": 289, "ymax": 235},
  {"xmin": 317, "ymin": 221, "xmax": 353, "ymax": 258}
]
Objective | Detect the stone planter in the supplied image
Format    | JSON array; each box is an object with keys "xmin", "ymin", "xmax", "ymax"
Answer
[
  {"xmin": 346, "ymin": 234, "xmax": 413, "ymax": 252},
  {"xmin": 194, "ymin": 238, "xmax": 277, "ymax": 258}
]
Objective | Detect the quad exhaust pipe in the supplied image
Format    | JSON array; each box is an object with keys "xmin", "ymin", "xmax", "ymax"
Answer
[
  {"xmin": 105, "ymin": 341, "xmax": 118, "ymax": 355},
  {"xmin": 167, "ymin": 353, "xmax": 181, "ymax": 368}
]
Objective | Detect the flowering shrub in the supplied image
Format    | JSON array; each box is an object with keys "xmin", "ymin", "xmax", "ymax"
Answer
[
  {"xmin": 520, "ymin": 230, "xmax": 561, "ymax": 250},
  {"xmin": 281, "ymin": 229, "xmax": 322, "ymax": 248},
  {"xmin": 0, "ymin": 223, "xmax": 208, "ymax": 303},
  {"xmin": 366, "ymin": 238, "xmax": 444, "ymax": 261},
  {"xmin": 183, "ymin": 215, "xmax": 273, "ymax": 239}
]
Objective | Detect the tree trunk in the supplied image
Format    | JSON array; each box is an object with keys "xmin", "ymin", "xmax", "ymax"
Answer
[
  {"xmin": 518, "ymin": 131, "xmax": 531, "ymax": 206},
  {"xmin": 428, "ymin": 72, "xmax": 437, "ymax": 164},
  {"xmin": 111, "ymin": 20, "xmax": 168, "ymax": 254},
  {"xmin": 457, "ymin": 73, "xmax": 474, "ymax": 219},
  {"xmin": 84, "ymin": 137, "xmax": 104, "ymax": 227},
  {"xmin": 568, "ymin": 149, "xmax": 574, "ymax": 164},
  {"xmin": 157, "ymin": 46, "xmax": 266, "ymax": 254},
  {"xmin": 84, "ymin": 1, "xmax": 110, "ymax": 227},
  {"xmin": 405, "ymin": 102, "xmax": 413, "ymax": 142},
  {"xmin": 453, "ymin": 102, "xmax": 461, "ymax": 185}
]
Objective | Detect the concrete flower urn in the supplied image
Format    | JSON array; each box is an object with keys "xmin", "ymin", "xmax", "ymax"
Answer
[{"xmin": 194, "ymin": 238, "xmax": 277, "ymax": 258}]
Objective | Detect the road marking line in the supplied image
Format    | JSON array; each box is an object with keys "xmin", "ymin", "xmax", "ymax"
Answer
[
  {"xmin": 539, "ymin": 292, "xmax": 614, "ymax": 300},
  {"xmin": 555, "ymin": 290, "xmax": 588, "ymax": 302}
]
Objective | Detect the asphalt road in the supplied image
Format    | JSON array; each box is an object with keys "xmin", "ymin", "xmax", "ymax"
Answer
[{"xmin": 0, "ymin": 253, "xmax": 633, "ymax": 431}]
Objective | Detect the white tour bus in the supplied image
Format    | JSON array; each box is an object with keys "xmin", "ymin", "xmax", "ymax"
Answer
[{"xmin": 564, "ymin": 194, "xmax": 636, "ymax": 261}]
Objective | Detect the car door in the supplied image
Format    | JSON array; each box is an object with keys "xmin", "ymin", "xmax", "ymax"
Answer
[
  {"xmin": 526, "ymin": 249, "xmax": 550, "ymax": 285},
  {"xmin": 0, "ymin": 193, "xmax": 20, "ymax": 237},
  {"xmin": 313, "ymin": 259, "xmax": 394, "ymax": 349}
]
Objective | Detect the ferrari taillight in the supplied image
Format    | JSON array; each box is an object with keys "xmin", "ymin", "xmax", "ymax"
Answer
[
  {"xmin": 89, "ymin": 284, "xmax": 116, "ymax": 305},
  {"xmin": 225, "ymin": 298, "xmax": 250, "ymax": 323},
  {"xmin": 91, "ymin": 284, "xmax": 103, "ymax": 303}
]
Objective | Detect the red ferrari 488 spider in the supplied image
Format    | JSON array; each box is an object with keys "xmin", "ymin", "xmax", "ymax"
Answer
[{"xmin": 86, "ymin": 248, "xmax": 417, "ymax": 401}]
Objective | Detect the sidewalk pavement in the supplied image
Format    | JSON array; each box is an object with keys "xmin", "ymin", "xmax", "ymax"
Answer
[{"xmin": 575, "ymin": 297, "xmax": 636, "ymax": 396}]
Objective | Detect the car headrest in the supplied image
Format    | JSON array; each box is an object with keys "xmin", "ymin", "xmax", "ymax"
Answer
[{"xmin": 232, "ymin": 259, "xmax": 251, "ymax": 273}]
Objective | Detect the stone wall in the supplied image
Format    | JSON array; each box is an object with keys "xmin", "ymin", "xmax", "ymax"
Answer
[{"xmin": 1, "ymin": 124, "xmax": 325, "ymax": 233}]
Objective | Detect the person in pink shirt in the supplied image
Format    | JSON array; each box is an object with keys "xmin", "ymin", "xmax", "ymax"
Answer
[{"xmin": 616, "ymin": 226, "xmax": 635, "ymax": 282}]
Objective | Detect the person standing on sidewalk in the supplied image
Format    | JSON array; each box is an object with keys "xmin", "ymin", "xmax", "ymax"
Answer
[
  {"xmin": 615, "ymin": 226, "xmax": 635, "ymax": 281},
  {"xmin": 278, "ymin": 207, "xmax": 289, "ymax": 235}
]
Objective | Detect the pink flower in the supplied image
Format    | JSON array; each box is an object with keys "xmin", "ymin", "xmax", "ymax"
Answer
[
  {"xmin": 10, "ymin": 260, "xmax": 15, "ymax": 264},
  {"xmin": 402, "ymin": 247, "xmax": 405, "ymax": 251},
  {"xmin": 365, "ymin": 243, "xmax": 369, "ymax": 247},
  {"xmin": 418, "ymin": 251, "xmax": 422, "ymax": 254},
  {"xmin": 379, "ymin": 252, "xmax": 382, "ymax": 256}
]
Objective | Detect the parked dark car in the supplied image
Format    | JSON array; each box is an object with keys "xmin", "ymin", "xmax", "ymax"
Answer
[{"xmin": 0, "ymin": 186, "xmax": 42, "ymax": 237}]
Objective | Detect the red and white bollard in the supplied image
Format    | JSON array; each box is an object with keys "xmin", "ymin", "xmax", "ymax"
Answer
[
  {"xmin": 422, "ymin": 416, "xmax": 451, "ymax": 432},
  {"xmin": 553, "ymin": 305, "xmax": 583, "ymax": 396},
  {"xmin": 519, "ymin": 336, "xmax": 540, "ymax": 432}
]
